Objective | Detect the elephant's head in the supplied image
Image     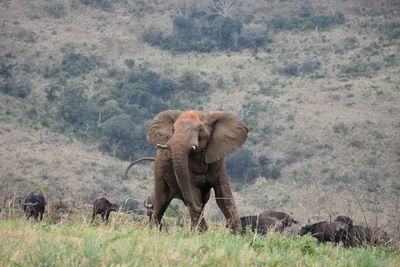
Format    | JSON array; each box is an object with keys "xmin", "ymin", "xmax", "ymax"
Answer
[{"xmin": 147, "ymin": 110, "xmax": 248, "ymax": 213}]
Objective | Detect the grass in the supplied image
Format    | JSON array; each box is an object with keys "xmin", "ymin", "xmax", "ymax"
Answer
[{"xmin": 0, "ymin": 214, "xmax": 399, "ymax": 266}]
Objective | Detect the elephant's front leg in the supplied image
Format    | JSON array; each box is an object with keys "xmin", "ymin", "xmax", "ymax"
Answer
[
  {"xmin": 152, "ymin": 179, "xmax": 172, "ymax": 230},
  {"xmin": 213, "ymin": 167, "xmax": 241, "ymax": 233},
  {"xmin": 188, "ymin": 187, "xmax": 208, "ymax": 232}
]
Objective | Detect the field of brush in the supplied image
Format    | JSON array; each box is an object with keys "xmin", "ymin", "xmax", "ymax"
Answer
[{"xmin": 1, "ymin": 212, "xmax": 400, "ymax": 266}]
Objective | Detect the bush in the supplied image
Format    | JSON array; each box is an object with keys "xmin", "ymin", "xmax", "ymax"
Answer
[
  {"xmin": 258, "ymin": 80, "xmax": 282, "ymax": 97},
  {"xmin": 239, "ymin": 23, "xmax": 269, "ymax": 49},
  {"xmin": 339, "ymin": 61, "xmax": 381, "ymax": 78},
  {"xmin": 0, "ymin": 64, "xmax": 12, "ymax": 79},
  {"xmin": 349, "ymin": 139, "xmax": 365, "ymax": 149},
  {"xmin": 332, "ymin": 122, "xmax": 349, "ymax": 134},
  {"xmin": 45, "ymin": 83, "xmax": 64, "ymax": 101},
  {"xmin": 178, "ymin": 70, "xmax": 211, "ymax": 92},
  {"xmin": 0, "ymin": 82, "xmax": 30, "ymax": 98},
  {"xmin": 299, "ymin": 60, "xmax": 320, "ymax": 74},
  {"xmin": 44, "ymin": 2, "xmax": 66, "ymax": 18},
  {"xmin": 80, "ymin": 0, "xmax": 113, "ymax": 12},
  {"xmin": 57, "ymin": 84, "xmax": 93, "ymax": 126},
  {"xmin": 143, "ymin": 6, "xmax": 272, "ymax": 53},
  {"xmin": 101, "ymin": 115, "xmax": 135, "ymax": 145},
  {"xmin": 226, "ymin": 148, "xmax": 257, "ymax": 182},
  {"xmin": 268, "ymin": 13, "xmax": 344, "ymax": 32},
  {"xmin": 277, "ymin": 62, "xmax": 299, "ymax": 77},
  {"xmin": 61, "ymin": 52, "xmax": 100, "ymax": 77}
]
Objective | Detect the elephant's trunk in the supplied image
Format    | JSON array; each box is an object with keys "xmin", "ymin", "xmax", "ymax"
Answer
[{"xmin": 170, "ymin": 140, "xmax": 202, "ymax": 214}]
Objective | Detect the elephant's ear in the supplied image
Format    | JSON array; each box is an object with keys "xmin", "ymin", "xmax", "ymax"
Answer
[
  {"xmin": 147, "ymin": 110, "xmax": 182, "ymax": 148},
  {"xmin": 205, "ymin": 111, "xmax": 248, "ymax": 163}
]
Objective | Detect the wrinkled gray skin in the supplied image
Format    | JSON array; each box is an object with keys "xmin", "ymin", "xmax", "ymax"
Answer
[
  {"xmin": 259, "ymin": 210, "xmax": 298, "ymax": 227},
  {"xmin": 144, "ymin": 195, "xmax": 154, "ymax": 222},
  {"xmin": 299, "ymin": 221, "xmax": 349, "ymax": 244},
  {"xmin": 23, "ymin": 192, "xmax": 46, "ymax": 221},
  {"xmin": 240, "ymin": 215, "xmax": 283, "ymax": 235},
  {"xmin": 91, "ymin": 197, "xmax": 119, "ymax": 223},
  {"xmin": 145, "ymin": 110, "xmax": 248, "ymax": 232}
]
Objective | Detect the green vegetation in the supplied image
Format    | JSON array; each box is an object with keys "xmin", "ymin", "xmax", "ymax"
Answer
[
  {"xmin": 143, "ymin": 2, "xmax": 269, "ymax": 53},
  {"xmin": 0, "ymin": 218, "xmax": 399, "ymax": 266},
  {"xmin": 267, "ymin": 13, "xmax": 345, "ymax": 32},
  {"xmin": 1, "ymin": 0, "xmax": 400, "ymax": 236}
]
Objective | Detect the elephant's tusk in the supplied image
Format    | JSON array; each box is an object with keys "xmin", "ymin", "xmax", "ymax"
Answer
[
  {"xmin": 157, "ymin": 144, "xmax": 169, "ymax": 149},
  {"xmin": 192, "ymin": 145, "xmax": 197, "ymax": 151}
]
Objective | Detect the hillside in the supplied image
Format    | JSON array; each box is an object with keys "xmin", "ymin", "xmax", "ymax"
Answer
[{"xmin": 1, "ymin": 0, "xmax": 400, "ymax": 229}]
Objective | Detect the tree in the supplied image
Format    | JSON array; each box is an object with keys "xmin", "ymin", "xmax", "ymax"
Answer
[
  {"xmin": 203, "ymin": 0, "xmax": 243, "ymax": 18},
  {"xmin": 101, "ymin": 115, "xmax": 134, "ymax": 158}
]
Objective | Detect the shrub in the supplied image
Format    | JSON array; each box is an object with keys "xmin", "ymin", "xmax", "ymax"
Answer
[
  {"xmin": 101, "ymin": 115, "xmax": 134, "ymax": 145},
  {"xmin": 178, "ymin": 70, "xmax": 211, "ymax": 92},
  {"xmin": 0, "ymin": 82, "xmax": 30, "ymax": 98},
  {"xmin": 239, "ymin": 23, "xmax": 269, "ymax": 49},
  {"xmin": 0, "ymin": 63, "xmax": 12, "ymax": 79},
  {"xmin": 45, "ymin": 83, "xmax": 64, "ymax": 101},
  {"xmin": 61, "ymin": 52, "xmax": 100, "ymax": 77},
  {"xmin": 258, "ymin": 80, "xmax": 282, "ymax": 97},
  {"xmin": 277, "ymin": 62, "xmax": 299, "ymax": 77},
  {"xmin": 268, "ymin": 13, "xmax": 344, "ymax": 32},
  {"xmin": 226, "ymin": 148, "xmax": 257, "ymax": 182},
  {"xmin": 143, "ymin": 6, "xmax": 273, "ymax": 53},
  {"xmin": 44, "ymin": 2, "xmax": 66, "ymax": 18},
  {"xmin": 332, "ymin": 122, "xmax": 349, "ymax": 134},
  {"xmin": 57, "ymin": 84, "xmax": 93, "ymax": 126},
  {"xmin": 349, "ymin": 139, "xmax": 365, "ymax": 149},
  {"xmin": 80, "ymin": 0, "xmax": 113, "ymax": 12},
  {"xmin": 342, "ymin": 37, "xmax": 359, "ymax": 51},
  {"xmin": 15, "ymin": 29, "xmax": 37, "ymax": 43},
  {"xmin": 393, "ymin": 141, "xmax": 400, "ymax": 157},
  {"xmin": 299, "ymin": 60, "xmax": 320, "ymax": 74}
]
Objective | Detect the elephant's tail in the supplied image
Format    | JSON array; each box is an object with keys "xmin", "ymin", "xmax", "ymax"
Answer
[{"xmin": 125, "ymin": 157, "xmax": 155, "ymax": 178}]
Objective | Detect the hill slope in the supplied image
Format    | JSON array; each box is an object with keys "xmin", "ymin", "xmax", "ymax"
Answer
[{"xmin": 1, "ymin": 0, "xmax": 400, "ymax": 228}]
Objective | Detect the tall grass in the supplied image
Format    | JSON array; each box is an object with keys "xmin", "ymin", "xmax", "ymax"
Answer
[{"xmin": 0, "ymin": 214, "xmax": 399, "ymax": 266}]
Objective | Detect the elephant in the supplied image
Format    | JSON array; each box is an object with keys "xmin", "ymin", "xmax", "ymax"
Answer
[
  {"xmin": 259, "ymin": 210, "xmax": 298, "ymax": 227},
  {"xmin": 299, "ymin": 221, "xmax": 349, "ymax": 244},
  {"xmin": 135, "ymin": 110, "xmax": 248, "ymax": 232}
]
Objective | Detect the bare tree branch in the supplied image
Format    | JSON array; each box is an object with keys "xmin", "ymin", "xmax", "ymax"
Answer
[{"xmin": 203, "ymin": 0, "xmax": 243, "ymax": 18}]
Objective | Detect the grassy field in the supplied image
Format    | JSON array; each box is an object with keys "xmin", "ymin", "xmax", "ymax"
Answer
[{"xmin": 1, "ymin": 213, "xmax": 399, "ymax": 267}]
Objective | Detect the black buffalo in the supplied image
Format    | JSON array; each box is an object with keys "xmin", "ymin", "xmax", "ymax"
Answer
[
  {"xmin": 333, "ymin": 216, "xmax": 389, "ymax": 247},
  {"xmin": 23, "ymin": 192, "xmax": 46, "ymax": 221},
  {"xmin": 299, "ymin": 221, "xmax": 349, "ymax": 244},
  {"xmin": 259, "ymin": 210, "xmax": 298, "ymax": 227},
  {"xmin": 144, "ymin": 196, "xmax": 154, "ymax": 222},
  {"xmin": 91, "ymin": 197, "xmax": 119, "ymax": 223},
  {"xmin": 240, "ymin": 215, "xmax": 284, "ymax": 235}
]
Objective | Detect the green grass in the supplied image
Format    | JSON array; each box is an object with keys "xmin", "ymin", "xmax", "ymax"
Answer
[{"xmin": 0, "ymin": 215, "xmax": 399, "ymax": 266}]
